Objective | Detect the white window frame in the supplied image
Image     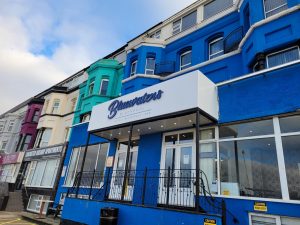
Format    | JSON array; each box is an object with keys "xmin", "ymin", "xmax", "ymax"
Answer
[
  {"xmin": 25, "ymin": 158, "xmax": 60, "ymax": 188},
  {"xmin": 0, "ymin": 124, "xmax": 4, "ymax": 132},
  {"xmin": 249, "ymin": 213, "xmax": 281, "ymax": 225},
  {"xmin": 39, "ymin": 128, "xmax": 52, "ymax": 147},
  {"xmin": 266, "ymin": 46, "xmax": 300, "ymax": 68},
  {"xmin": 1, "ymin": 140, "xmax": 8, "ymax": 150},
  {"xmin": 27, "ymin": 194, "xmax": 50, "ymax": 214},
  {"xmin": 7, "ymin": 120, "xmax": 14, "ymax": 132},
  {"xmin": 173, "ymin": 19, "xmax": 182, "ymax": 35},
  {"xmin": 180, "ymin": 50, "xmax": 192, "ymax": 70},
  {"xmin": 150, "ymin": 30, "xmax": 161, "ymax": 39},
  {"xmin": 51, "ymin": 99, "xmax": 60, "ymax": 114},
  {"xmin": 32, "ymin": 109, "xmax": 40, "ymax": 122},
  {"xmin": 130, "ymin": 60, "xmax": 138, "ymax": 76},
  {"xmin": 263, "ymin": 0, "xmax": 288, "ymax": 18},
  {"xmin": 88, "ymin": 80, "xmax": 95, "ymax": 95},
  {"xmin": 145, "ymin": 57, "xmax": 156, "ymax": 75},
  {"xmin": 64, "ymin": 147, "xmax": 82, "ymax": 187},
  {"xmin": 99, "ymin": 79, "xmax": 109, "ymax": 96},
  {"xmin": 209, "ymin": 37, "xmax": 224, "ymax": 60},
  {"xmin": 70, "ymin": 98, "xmax": 77, "ymax": 112}
]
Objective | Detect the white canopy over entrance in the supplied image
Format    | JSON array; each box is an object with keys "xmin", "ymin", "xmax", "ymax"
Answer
[{"xmin": 88, "ymin": 71, "xmax": 219, "ymax": 139}]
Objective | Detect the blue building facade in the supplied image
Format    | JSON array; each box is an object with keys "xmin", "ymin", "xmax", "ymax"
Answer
[{"xmin": 61, "ymin": 0, "xmax": 300, "ymax": 224}]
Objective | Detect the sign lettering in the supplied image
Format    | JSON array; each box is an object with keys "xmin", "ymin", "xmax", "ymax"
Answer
[
  {"xmin": 108, "ymin": 90, "xmax": 163, "ymax": 119},
  {"xmin": 254, "ymin": 202, "xmax": 267, "ymax": 212},
  {"xmin": 204, "ymin": 218, "xmax": 217, "ymax": 225}
]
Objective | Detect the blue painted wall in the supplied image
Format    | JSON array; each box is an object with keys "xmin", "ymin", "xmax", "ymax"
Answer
[
  {"xmin": 62, "ymin": 197, "xmax": 222, "ymax": 225},
  {"xmin": 219, "ymin": 63, "xmax": 300, "ymax": 123},
  {"xmin": 54, "ymin": 123, "xmax": 117, "ymax": 204}
]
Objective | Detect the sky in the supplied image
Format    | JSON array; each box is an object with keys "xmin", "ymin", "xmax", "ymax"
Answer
[{"xmin": 0, "ymin": 0, "xmax": 196, "ymax": 114}]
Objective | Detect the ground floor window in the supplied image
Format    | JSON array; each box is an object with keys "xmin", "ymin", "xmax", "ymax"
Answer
[
  {"xmin": 64, "ymin": 143, "xmax": 109, "ymax": 187},
  {"xmin": 27, "ymin": 194, "xmax": 50, "ymax": 214},
  {"xmin": 0, "ymin": 164, "xmax": 19, "ymax": 183},
  {"xmin": 219, "ymin": 138, "xmax": 281, "ymax": 199},
  {"xmin": 250, "ymin": 213, "xmax": 300, "ymax": 225},
  {"xmin": 25, "ymin": 158, "xmax": 60, "ymax": 188}
]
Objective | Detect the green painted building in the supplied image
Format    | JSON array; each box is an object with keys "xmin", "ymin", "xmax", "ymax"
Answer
[{"xmin": 74, "ymin": 59, "xmax": 124, "ymax": 124}]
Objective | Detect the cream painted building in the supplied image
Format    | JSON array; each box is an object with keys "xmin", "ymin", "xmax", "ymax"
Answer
[{"xmin": 23, "ymin": 70, "xmax": 87, "ymax": 214}]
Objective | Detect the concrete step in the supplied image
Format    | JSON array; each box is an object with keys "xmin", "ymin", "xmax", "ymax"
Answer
[{"xmin": 5, "ymin": 191, "xmax": 24, "ymax": 212}]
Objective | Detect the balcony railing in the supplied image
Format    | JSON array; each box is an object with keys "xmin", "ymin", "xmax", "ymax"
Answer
[
  {"xmin": 155, "ymin": 62, "xmax": 176, "ymax": 76},
  {"xmin": 67, "ymin": 168, "xmax": 227, "ymax": 218}
]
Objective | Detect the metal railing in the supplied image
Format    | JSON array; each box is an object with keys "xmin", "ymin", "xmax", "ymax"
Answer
[
  {"xmin": 67, "ymin": 168, "xmax": 226, "ymax": 218},
  {"xmin": 155, "ymin": 61, "xmax": 176, "ymax": 76}
]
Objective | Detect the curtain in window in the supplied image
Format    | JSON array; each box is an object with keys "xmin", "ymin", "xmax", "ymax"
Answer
[{"xmin": 204, "ymin": 0, "xmax": 233, "ymax": 20}]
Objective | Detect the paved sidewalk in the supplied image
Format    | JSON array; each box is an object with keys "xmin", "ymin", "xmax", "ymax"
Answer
[{"xmin": 0, "ymin": 211, "xmax": 35, "ymax": 225}]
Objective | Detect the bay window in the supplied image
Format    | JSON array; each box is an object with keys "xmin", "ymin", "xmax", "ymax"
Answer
[
  {"xmin": 32, "ymin": 109, "xmax": 40, "ymax": 122},
  {"xmin": 130, "ymin": 60, "xmax": 137, "ymax": 76},
  {"xmin": 51, "ymin": 99, "xmax": 60, "ymax": 114},
  {"xmin": 99, "ymin": 79, "xmax": 109, "ymax": 96},
  {"xmin": 145, "ymin": 58, "xmax": 156, "ymax": 75},
  {"xmin": 88, "ymin": 79, "xmax": 95, "ymax": 95}
]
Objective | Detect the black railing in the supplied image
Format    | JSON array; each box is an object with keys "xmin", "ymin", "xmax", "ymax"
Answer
[
  {"xmin": 155, "ymin": 61, "xmax": 175, "ymax": 76},
  {"xmin": 224, "ymin": 27, "xmax": 244, "ymax": 53},
  {"xmin": 67, "ymin": 168, "xmax": 225, "ymax": 217}
]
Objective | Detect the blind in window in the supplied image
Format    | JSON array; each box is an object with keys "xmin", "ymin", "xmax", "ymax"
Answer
[
  {"xmin": 267, "ymin": 47, "xmax": 300, "ymax": 68},
  {"xmin": 182, "ymin": 11, "xmax": 197, "ymax": 31},
  {"xmin": 204, "ymin": 0, "xmax": 233, "ymax": 20},
  {"xmin": 264, "ymin": 0, "xmax": 288, "ymax": 17},
  {"xmin": 251, "ymin": 215, "xmax": 276, "ymax": 225}
]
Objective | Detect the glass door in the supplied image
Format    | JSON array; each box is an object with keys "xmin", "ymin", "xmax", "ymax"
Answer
[
  {"xmin": 159, "ymin": 131, "xmax": 195, "ymax": 207},
  {"xmin": 109, "ymin": 140, "xmax": 139, "ymax": 201}
]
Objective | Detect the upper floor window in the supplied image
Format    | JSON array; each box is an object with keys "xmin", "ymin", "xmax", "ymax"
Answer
[
  {"xmin": 172, "ymin": 10, "xmax": 197, "ymax": 35},
  {"xmin": 180, "ymin": 50, "xmax": 192, "ymax": 70},
  {"xmin": 32, "ymin": 110, "xmax": 40, "ymax": 123},
  {"xmin": 7, "ymin": 120, "xmax": 14, "ymax": 132},
  {"xmin": 88, "ymin": 79, "xmax": 95, "ymax": 95},
  {"xmin": 81, "ymin": 114, "xmax": 91, "ymax": 123},
  {"xmin": 204, "ymin": 0, "xmax": 233, "ymax": 20},
  {"xmin": 209, "ymin": 37, "xmax": 224, "ymax": 59},
  {"xmin": 264, "ymin": 0, "xmax": 288, "ymax": 18},
  {"xmin": 0, "ymin": 124, "xmax": 4, "ymax": 132},
  {"xmin": 40, "ymin": 128, "xmax": 52, "ymax": 147},
  {"xmin": 99, "ymin": 79, "xmax": 109, "ymax": 96},
  {"xmin": 1, "ymin": 141, "xmax": 8, "ymax": 150},
  {"xmin": 149, "ymin": 30, "xmax": 161, "ymax": 39},
  {"xmin": 130, "ymin": 60, "xmax": 137, "ymax": 76},
  {"xmin": 20, "ymin": 134, "xmax": 32, "ymax": 151},
  {"xmin": 51, "ymin": 99, "xmax": 60, "ymax": 114},
  {"xmin": 145, "ymin": 58, "xmax": 156, "ymax": 75},
  {"xmin": 266, "ymin": 46, "xmax": 300, "ymax": 68},
  {"xmin": 70, "ymin": 98, "xmax": 77, "ymax": 112}
]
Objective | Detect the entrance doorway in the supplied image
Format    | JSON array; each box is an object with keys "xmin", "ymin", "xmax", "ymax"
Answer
[
  {"xmin": 109, "ymin": 140, "xmax": 139, "ymax": 201},
  {"xmin": 159, "ymin": 130, "xmax": 196, "ymax": 207}
]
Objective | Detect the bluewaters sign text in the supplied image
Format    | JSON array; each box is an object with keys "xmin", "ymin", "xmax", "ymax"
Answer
[{"xmin": 108, "ymin": 90, "xmax": 163, "ymax": 119}]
